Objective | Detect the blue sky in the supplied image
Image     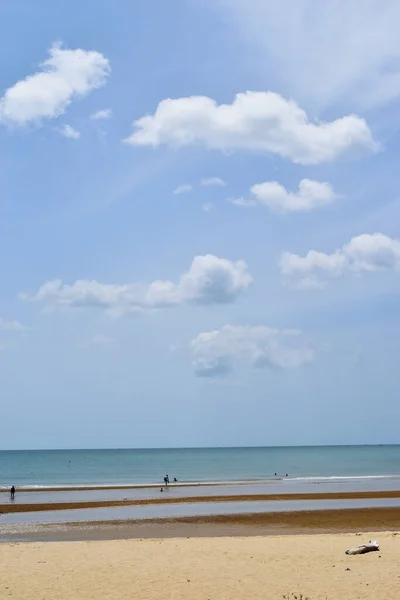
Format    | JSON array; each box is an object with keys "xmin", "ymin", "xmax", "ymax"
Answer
[{"xmin": 1, "ymin": 0, "xmax": 399, "ymax": 449}]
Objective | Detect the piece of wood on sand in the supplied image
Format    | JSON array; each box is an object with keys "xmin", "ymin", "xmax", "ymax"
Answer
[{"xmin": 345, "ymin": 540, "xmax": 380, "ymax": 555}]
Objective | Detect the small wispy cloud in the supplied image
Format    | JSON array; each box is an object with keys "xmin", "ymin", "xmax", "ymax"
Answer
[
  {"xmin": 173, "ymin": 184, "xmax": 193, "ymax": 195},
  {"xmin": 92, "ymin": 334, "xmax": 113, "ymax": 346},
  {"xmin": 202, "ymin": 202, "xmax": 214, "ymax": 212},
  {"xmin": 0, "ymin": 317, "xmax": 28, "ymax": 332},
  {"xmin": 0, "ymin": 341, "xmax": 17, "ymax": 352},
  {"xmin": 201, "ymin": 177, "xmax": 226, "ymax": 187},
  {"xmin": 90, "ymin": 108, "xmax": 112, "ymax": 120},
  {"xmin": 229, "ymin": 197, "xmax": 256, "ymax": 207},
  {"xmin": 79, "ymin": 334, "xmax": 114, "ymax": 349},
  {"xmin": 59, "ymin": 124, "xmax": 80, "ymax": 139},
  {"xmin": 213, "ymin": 0, "xmax": 400, "ymax": 110}
]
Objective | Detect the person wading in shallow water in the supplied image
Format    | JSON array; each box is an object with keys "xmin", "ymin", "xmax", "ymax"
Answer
[{"xmin": 10, "ymin": 485, "xmax": 15, "ymax": 499}]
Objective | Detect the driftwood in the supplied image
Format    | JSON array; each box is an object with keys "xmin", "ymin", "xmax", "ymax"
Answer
[{"xmin": 345, "ymin": 540, "xmax": 380, "ymax": 555}]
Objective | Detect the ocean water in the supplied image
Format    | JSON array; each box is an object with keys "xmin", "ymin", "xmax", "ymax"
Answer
[{"xmin": 1, "ymin": 446, "xmax": 400, "ymax": 489}]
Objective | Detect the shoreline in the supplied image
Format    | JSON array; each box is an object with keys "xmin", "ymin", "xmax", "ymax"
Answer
[
  {"xmin": 2, "ymin": 489, "xmax": 400, "ymax": 514},
  {"xmin": 0, "ymin": 480, "xmax": 278, "ymax": 492},
  {"xmin": 1, "ymin": 475, "xmax": 400, "ymax": 493}
]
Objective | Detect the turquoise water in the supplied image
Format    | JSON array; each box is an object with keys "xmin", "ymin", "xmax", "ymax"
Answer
[{"xmin": 1, "ymin": 446, "xmax": 400, "ymax": 488}]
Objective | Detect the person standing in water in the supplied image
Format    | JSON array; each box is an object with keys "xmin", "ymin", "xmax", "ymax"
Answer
[{"xmin": 10, "ymin": 485, "xmax": 15, "ymax": 499}]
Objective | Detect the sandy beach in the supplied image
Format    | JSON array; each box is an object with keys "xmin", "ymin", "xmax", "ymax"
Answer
[
  {"xmin": 2, "ymin": 460, "xmax": 400, "ymax": 598},
  {"xmin": 1, "ymin": 532, "xmax": 399, "ymax": 600}
]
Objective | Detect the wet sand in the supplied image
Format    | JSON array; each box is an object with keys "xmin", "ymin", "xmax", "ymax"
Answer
[
  {"xmin": 2, "ymin": 490, "xmax": 400, "ymax": 514},
  {"xmin": 3, "ymin": 479, "xmax": 400, "ymax": 507},
  {"xmin": 1, "ymin": 531, "xmax": 399, "ymax": 599},
  {"xmin": 2, "ymin": 507, "xmax": 400, "ymax": 542}
]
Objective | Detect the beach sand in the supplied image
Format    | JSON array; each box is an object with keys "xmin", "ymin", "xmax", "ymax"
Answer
[{"xmin": 1, "ymin": 532, "xmax": 399, "ymax": 600}]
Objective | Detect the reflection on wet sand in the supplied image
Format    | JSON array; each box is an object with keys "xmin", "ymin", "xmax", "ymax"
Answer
[
  {"xmin": 2, "ymin": 505, "xmax": 400, "ymax": 543},
  {"xmin": 1, "ymin": 497, "xmax": 400, "ymax": 526}
]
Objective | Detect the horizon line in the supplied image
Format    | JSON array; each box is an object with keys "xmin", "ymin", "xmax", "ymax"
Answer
[{"xmin": 0, "ymin": 443, "xmax": 396, "ymax": 452}]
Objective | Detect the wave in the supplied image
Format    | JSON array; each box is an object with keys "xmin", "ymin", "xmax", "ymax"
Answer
[
  {"xmin": 288, "ymin": 475, "xmax": 400, "ymax": 481},
  {"xmin": 1, "ymin": 474, "xmax": 400, "ymax": 492}
]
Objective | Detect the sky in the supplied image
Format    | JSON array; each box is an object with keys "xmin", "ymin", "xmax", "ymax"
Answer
[{"xmin": 1, "ymin": 0, "xmax": 400, "ymax": 449}]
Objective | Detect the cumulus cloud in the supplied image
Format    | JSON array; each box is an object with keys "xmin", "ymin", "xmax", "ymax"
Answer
[
  {"xmin": 191, "ymin": 325, "xmax": 314, "ymax": 377},
  {"xmin": 173, "ymin": 184, "xmax": 193, "ymax": 195},
  {"xmin": 213, "ymin": 0, "xmax": 400, "ymax": 109},
  {"xmin": 281, "ymin": 233, "xmax": 400, "ymax": 288},
  {"xmin": 0, "ymin": 43, "xmax": 110, "ymax": 126},
  {"xmin": 235, "ymin": 179, "xmax": 338, "ymax": 213},
  {"xmin": 90, "ymin": 108, "xmax": 112, "ymax": 120},
  {"xmin": 124, "ymin": 91, "xmax": 376, "ymax": 165},
  {"xmin": 59, "ymin": 124, "xmax": 80, "ymax": 139},
  {"xmin": 201, "ymin": 177, "xmax": 226, "ymax": 187},
  {"xmin": 21, "ymin": 255, "xmax": 252, "ymax": 316},
  {"xmin": 0, "ymin": 318, "xmax": 27, "ymax": 332}
]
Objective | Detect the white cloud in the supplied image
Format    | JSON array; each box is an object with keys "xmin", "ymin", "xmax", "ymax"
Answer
[
  {"xmin": 173, "ymin": 184, "xmax": 193, "ymax": 195},
  {"xmin": 213, "ymin": 0, "xmax": 400, "ymax": 109},
  {"xmin": 201, "ymin": 177, "xmax": 226, "ymax": 187},
  {"xmin": 0, "ymin": 43, "xmax": 110, "ymax": 126},
  {"xmin": 80, "ymin": 334, "xmax": 114, "ymax": 349},
  {"xmin": 281, "ymin": 233, "xmax": 400, "ymax": 288},
  {"xmin": 0, "ymin": 318, "xmax": 27, "ymax": 332},
  {"xmin": 0, "ymin": 341, "xmax": 18, "ymax": 352},
  {"xmin": 90, "ymin": 108, "xmax": 112, "ymax": 120},
  {"xmin": 235, "ymin": 179, "xmax": 337, "ymax": 213},
  {"xmin": 59, "ymin": 124, "xmax": 80, "ymax": 139},
  {"xmin": 191, "ymin": 325, "xmax": 314, "ymax": 377},
  {"xmin": 91, "ymin": 334, "xmax": 113, "ymax": 346},
  {"xmin": 230, "ymin": 197, "xmax": 255, "ymax": 207},
  {"xmin": 124, "ymin": 91, "xmax": 376, "ymax": 165},
  {"xmin": 202, "ymin": 202, "xmax": 214, "ymax": 212},
  {"xmin": 21, "ymin": 254, "xmax": 252, "ymax": 315}
]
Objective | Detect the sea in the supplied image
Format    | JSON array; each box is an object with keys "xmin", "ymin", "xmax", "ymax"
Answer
[{"xmin": 1, "ymin": 445, "xmax": 400, "ymax": 489}]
